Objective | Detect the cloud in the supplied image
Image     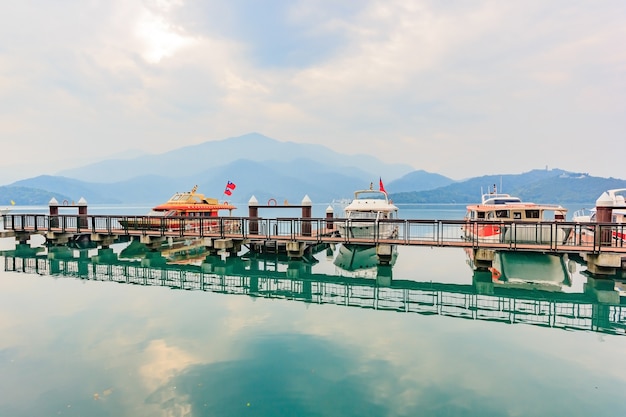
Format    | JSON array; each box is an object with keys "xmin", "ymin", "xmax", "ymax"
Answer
[{"xmin": 0, "ymin": 0, "xmax": 624, "ymax": 184}]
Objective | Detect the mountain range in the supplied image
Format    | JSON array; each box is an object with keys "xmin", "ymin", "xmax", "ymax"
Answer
[{"xmin": 1, "ymin": 132, "xmax": 625, "ymax": 207}]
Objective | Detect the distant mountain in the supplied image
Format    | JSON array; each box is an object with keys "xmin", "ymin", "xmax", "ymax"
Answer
[
  {"xmin": 55, "ymin": 132, "xmax": 414, "ymax": 183},
  {"xmin": 387, "ymin": 170, "xmax": 455, "ymax": 193},
  {"xmin": 3, "ymin": 158, "xmax": 379, "ymax": 207},
  {"xmin": 389, "ymin": 170, "xmax": 626, "ymax": 205},
  {"xmin": 2, "ymin": 133, "xmax": 625, "ymax": 208},
  {"xmin": 0, "ymin": 185, "xmax": 72, "ymax": 206}
]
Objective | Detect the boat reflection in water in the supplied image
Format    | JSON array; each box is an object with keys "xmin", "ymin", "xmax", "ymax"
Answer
[
  {"xmin": 119, "ymin": 237, "xmax": 211, "ymax": 265},
  {"xmin": 5, "ymin": 239, "xmax": 625, "ymax": 335},
  {"xmin": 332, "ymin": 243, "xmax": 397, "ymax": 283},
  {"xmin": 487, "ymin": 251, "xmax": 571, "ymax": 291}
]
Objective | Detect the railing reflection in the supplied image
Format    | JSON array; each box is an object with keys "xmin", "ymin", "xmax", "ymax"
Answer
[{"xmin": 2, "ymin": 248, "xmax": 625, "ymax": 336}]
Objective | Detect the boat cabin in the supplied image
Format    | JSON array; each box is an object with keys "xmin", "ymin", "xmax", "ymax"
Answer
[
  {"xmin": 466, "ymin": 207, "xmax": 566, "ymax": 222},
  {"xmin": 344, "ymin": 190, "xmax": 398, "ymax": 221},
  {"xmin": 466, "ymin": 193, "xmax": 567, "ymax": 222},
  {"xmin": 150, "ymin": 186, "xmax": 236, "ymax": 218}
]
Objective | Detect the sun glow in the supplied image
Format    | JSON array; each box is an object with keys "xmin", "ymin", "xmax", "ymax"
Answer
[{"xmin": 135, "ymin": 3, "xmax": 193, "ymax": 63}]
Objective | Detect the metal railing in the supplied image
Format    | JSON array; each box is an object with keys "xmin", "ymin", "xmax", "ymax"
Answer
[{"xmin": 2, "ymin": 213, "xmax": 625, "ymax": 253}]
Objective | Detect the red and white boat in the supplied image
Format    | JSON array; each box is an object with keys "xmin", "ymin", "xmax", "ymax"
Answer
[
  {"xmin": 120, "ymin": 185, "xmax": 240, "ymax": 233},
  {"xmin": 462, "ymin": 186, "xmax": 569, "ymax": 244}
]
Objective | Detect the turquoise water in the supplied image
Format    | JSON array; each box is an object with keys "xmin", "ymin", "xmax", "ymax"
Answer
[{"xmin": 1, "ymin": 205, "xmax": 625, "ymax": 416}]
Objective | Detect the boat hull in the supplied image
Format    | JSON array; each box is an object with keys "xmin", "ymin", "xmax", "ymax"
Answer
[
  {"xmin": 120, "ymin": 217, "xmax": 241, "ymax": 233},
  {"xmin": 463, "ymin": 223, "xmax": 572, "ymax": 245},
  {"xmin": 570, "ymin": 226, "xmax": 626, "ymax": 245}
]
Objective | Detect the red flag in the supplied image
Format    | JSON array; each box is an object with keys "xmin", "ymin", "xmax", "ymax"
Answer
[
  {"xmin": 379, "ymin": 177, "xmax": 386, "ymax": 193},
  {"xmin": 226, "ymin": 181, "xmax": 236, "ymax": 190},
  {"xmin": 224, "ymin": 189, "xmax": 232, "ymax": 196}
]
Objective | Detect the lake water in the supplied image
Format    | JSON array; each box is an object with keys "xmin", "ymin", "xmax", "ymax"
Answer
[{"xmin": 1, "ymin": 204, "xmax": 625, "ymax": 416}]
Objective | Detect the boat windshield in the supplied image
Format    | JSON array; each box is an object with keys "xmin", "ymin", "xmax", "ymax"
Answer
[
  {"xmin": 355, "ymin": 191, "xmax": 387, "ymax": 200},
  {"xmin": 483, "ymin": 197, "xmax": 523, "ymax": 205},
  {"xmin": 348, "ymin": 211, "xmax": 379, "ymax": 220}
]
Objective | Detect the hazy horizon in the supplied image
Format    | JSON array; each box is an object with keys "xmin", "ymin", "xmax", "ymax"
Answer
[{"xmin": 1, "ymin": 1, "xmax": 624, "ymax": 184}]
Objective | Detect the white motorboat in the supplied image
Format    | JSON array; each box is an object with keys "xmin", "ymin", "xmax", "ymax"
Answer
[{"xmin": 336, "ymin": 185, "xmax": 399, "ymax": 240}]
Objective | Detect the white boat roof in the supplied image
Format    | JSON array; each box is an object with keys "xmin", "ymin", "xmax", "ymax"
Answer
[
  {"xmin": 467, "ymin": 193, "xmax": 566, "ymax": 212},
  {"xmin": 480, "ymin": 193, "xmax": 523, "ymax": 205},
  {"xmin": 596, "ymin": 188, "xmax": 626, "ymax": 208}
]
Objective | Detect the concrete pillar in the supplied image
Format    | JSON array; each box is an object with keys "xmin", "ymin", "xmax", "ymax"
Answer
[
  {"xmin": 77, "ymin": 197, "xmax": 88, "ymax": 229},
  {"xmin": 248, "ymin": 195, "xmax": 259, "ymax": 235},
  {"xmin": 49, "ymin": 197, "xmax": 59, "ymax": 228},
  {"xmin": 301, "ymin": 195, "xmax": 312, "ymax": 237},
  {"xmin": 473, "ymin": 269, "xmax": 495, "ymax": 295},
  {"xmin": 595, "ymin": 190, "xmax": 623, "ymax": 247},
  {"xmin": 326, "ymin": 205, "xmax": 334, "ymax": 230},
  {"xmin": 376, "ymin": 265, "xmax": 393, "ymax": 286},
  {"xmin": 287, "ymin": 241, "xmax": 306, "ymax": 259},
  {"xmin": 376, "ymin": 244, "xmax": 394, "ymax": 265}
]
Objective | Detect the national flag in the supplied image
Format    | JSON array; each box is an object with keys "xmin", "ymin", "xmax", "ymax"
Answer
[
  {"xmin": 224, "ymin": 180, "xmax": 236, "ymax": 196},
  {"xmin": 379, "ymin": 177, "xmax": 386, "ymax": 193}
]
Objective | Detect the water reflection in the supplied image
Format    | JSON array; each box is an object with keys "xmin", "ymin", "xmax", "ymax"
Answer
[
  {"xmin": 3, "ymin": 241, "xmax": 625, "ymax": 336},
  {"xmin": 3, "ymin": 236, "xmax": 626, "ymax": 417},
  {"xmin": 465, "ymin": 249, "xmax": 572, "ymax": 291},
  {"xmin": 332, "ymin": 244, "xmax": 397, "ymax": 281}
]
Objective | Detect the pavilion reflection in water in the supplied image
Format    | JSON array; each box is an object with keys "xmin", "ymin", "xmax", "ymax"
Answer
[{"xmin": 2, "ymin": 241, "xmax": 626, "ymax": 336}]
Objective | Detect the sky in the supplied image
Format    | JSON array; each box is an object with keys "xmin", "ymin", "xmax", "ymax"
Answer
[{"xmin": 1, "ymin": 0, "xmax": 624, "ymax": 184}]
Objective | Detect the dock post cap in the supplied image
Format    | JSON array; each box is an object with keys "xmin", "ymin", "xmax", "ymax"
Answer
[
  {"xmin": 49, "ymin": 197, "xmax": 59, "ymax": 206},
  {"xmin": 326, "ymin": 205, "xmax": 334, "ymax": 213},
  {"xmin": 301, "ymin": 195, "xmax": 312, "ymax": 206},
  {"xmin": 77, "ymin": 197, "xmax": 88, "ymax": 205},
  {"xmin": 248, "ymin": 195, "xmax": 258, "ymax": 206}
]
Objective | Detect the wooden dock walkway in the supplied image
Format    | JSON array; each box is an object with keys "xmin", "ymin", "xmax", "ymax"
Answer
[{"xmin": 2, "ymin": 213, "xmax": 625, "ymax": 256}]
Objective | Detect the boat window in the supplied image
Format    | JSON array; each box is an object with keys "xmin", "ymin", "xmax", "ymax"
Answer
[
  {"xmin": 495, "ymin": 210, "xmax": 509, "ymax": 219},
  {"xmin": 525, "ymin": 210, "xmax": 540, "ymax": 219},
  {"xmin": 476, "ymin": 212, "xmax": 485, "ymax": 219},
  {"xmin": 513, "ymin": 212, "xmax": 522, "ymax": 220}
]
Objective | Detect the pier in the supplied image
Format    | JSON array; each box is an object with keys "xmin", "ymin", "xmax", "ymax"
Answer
[
  {"xmin": 2, "ymin": 191, "xmax": 626, "ymax": 278},
  {"xmin": 2, "ymin": 211, "xmax": 626, "ymax": 275}
]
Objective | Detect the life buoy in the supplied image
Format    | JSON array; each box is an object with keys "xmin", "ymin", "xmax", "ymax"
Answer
[
  {"xmin": 268, "ymin": 198, "xmax": 277, "ymax": 206},
  {"xmin": 489, "ymin": 267, "xmax": 502, "ymax": 282},
  {"xmin": 62, "ymin": 200, "xmax": 69, "ymax": 206}
]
